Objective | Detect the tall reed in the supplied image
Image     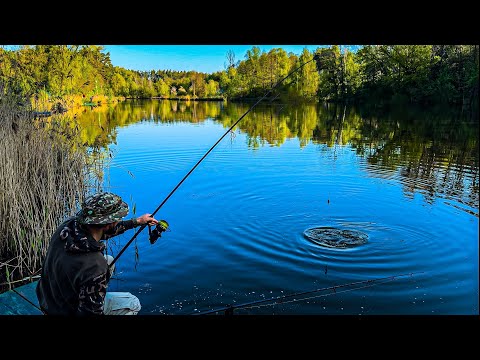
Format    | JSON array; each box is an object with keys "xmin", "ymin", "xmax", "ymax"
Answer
[{"xmin": 0, "ymin": 96, "xmax": 88, "ymax": 290}]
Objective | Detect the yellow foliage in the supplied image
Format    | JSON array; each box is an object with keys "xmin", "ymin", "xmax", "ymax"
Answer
[
  {"xmin": 30, "ymin": 89, "xmax": 50, "ymax": 112},
  {"xmin": 90, "ymin": 94, "xmax": 109, "ymax": 105},
  {"xmin": 63, "ymin": 94, "xmax": 85, "ymax": 108}
]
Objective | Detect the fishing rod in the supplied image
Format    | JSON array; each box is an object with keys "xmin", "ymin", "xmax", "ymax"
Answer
[
  {"xmin": 109, "ymin": 54, "xmax": 320, "ymax": 268},
  {"xmin": 12, "ymin": 287, "xmax": 45, "ymax": 314},
  {"xmin": 192, "ymin": 271, "xmax": 424, "ymax": 315}
]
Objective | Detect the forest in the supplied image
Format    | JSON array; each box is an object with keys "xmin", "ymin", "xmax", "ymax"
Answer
[{"xmin": 1, "ymin": 45, "xmax": 478, "ymax": 109}]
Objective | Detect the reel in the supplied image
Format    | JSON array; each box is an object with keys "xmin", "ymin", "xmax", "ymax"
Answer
[{"xmin": 148, "ymin": 219, "xmax": 169, "ymax": 244}]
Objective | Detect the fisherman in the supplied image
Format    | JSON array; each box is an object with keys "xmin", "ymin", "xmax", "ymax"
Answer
[{"xmin": 36, "ymin": 192, "xmax": 159, "ymax": 315}]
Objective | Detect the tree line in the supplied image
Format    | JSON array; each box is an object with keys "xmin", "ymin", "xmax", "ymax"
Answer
[{"xmin": 0, "ymin": 45, "xmax": 478, "ymax": 108}]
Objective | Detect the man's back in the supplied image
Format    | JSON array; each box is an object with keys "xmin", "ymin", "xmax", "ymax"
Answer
[{"xmin": 36, "ymin": 218, "xmax": 108, "ymax": 315}]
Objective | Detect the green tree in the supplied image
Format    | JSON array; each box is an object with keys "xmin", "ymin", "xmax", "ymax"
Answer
[
  {"xmin": 297, "ymin": 48, "xmax": 319, "ymax": 100},
  {"xmin": 205, "ymin": 79, "xmax": 219, "ymax": 97},
  {"xmin": 110, "ymin": 72, "xmax": 128, "ymax": 96},
  {"xmin": 316, "ymin": 45, "xmax": 342, "ymax": 101}
]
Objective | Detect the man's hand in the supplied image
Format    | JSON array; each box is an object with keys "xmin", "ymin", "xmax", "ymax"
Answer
[{"xmin": 135, "ymin": 213, "xmax": 159, "ymax": 226}]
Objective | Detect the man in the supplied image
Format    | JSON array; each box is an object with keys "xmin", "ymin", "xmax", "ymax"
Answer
[{"xmin": 36, "ymin": 192, "xmax": 159, "ymax": 315}]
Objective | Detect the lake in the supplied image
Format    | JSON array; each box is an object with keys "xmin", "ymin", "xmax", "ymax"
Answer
[{"xmin": 75, "ymin": 99, "xmax": 478, "ymax": 315}]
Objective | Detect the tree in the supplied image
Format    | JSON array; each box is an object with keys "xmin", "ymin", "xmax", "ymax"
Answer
[
  {"xmin": 226, "ymin": 50, "xmax": 236, "ymax": 69},
  {"xmin": 297, "ymin": 48, "xmax": 319, "ymax": 100},
  {"xmin": 190, "ymin": 72, "xmax": 206, "ymax": 98},
  {"xmin": 110, "ymin": 72, "xmax": 126, "ymax": 96},
  {"xmin": 205, "ymin": 79, "xmax": 219, "ymax": 97},
  {"xmin": 316, "ymin": 46, "xmax": 342, "ymax": 101}
]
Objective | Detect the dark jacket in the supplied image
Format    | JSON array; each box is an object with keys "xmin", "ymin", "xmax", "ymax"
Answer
[{"xmin": 36, "ymin": 216, "xmax": 136, "ymax": 315}]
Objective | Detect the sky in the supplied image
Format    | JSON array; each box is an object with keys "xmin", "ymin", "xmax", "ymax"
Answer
[{"xmin": 102, "ymin": 45, "xmax": 328, "ymax": 73}]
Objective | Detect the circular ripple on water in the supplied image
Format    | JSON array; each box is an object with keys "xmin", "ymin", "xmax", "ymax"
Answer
[{"xmin": 303, "ymin": 227, "xmax": 368, "ymax": 249}]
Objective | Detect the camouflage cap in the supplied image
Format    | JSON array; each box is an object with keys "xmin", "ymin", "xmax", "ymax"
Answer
[{"xmin": 77, "ymin": 192, "xmax": 129, "ymax": 225}]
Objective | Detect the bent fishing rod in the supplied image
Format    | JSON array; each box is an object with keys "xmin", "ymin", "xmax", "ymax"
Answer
[
  {"xmin": 192, "ymin": 271, "xmax": 425, "ymax": 315},
  {"xmin": 109, "ymin": 54, "xmax": 320, "ymax": 268}
]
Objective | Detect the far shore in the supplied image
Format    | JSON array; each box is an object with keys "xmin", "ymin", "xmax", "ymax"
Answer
[{"xmin": 139, "ymin": 96, "xmax": 226, "ymax": 101}]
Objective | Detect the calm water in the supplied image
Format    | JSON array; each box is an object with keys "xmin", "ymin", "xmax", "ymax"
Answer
[{"xmin": 76, "ymin": 100, "xmax": 479, "ymax": 315}]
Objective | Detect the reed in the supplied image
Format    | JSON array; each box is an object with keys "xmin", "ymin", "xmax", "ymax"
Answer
[{"xmin": 0, "ymin": 95, "xmax": 88, "ymax": 291}]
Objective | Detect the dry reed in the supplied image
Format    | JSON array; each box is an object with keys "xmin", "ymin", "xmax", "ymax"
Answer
[{"xmin": 0, "ymin": 96, "xmax": 88, "ymax": 290}]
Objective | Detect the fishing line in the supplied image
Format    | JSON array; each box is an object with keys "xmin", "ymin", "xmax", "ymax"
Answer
[
  {"xmin": 109, "ymin": 55, "xmax": 320, "ymax": 268},
  {"xmin": 191, "ymin": 271, "xmax": 424, "ymax": 315},
  {"xmin": 240, "ymin": 278, "xmax": 390, "ymax": 313}
]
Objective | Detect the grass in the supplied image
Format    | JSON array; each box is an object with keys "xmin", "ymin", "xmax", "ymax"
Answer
[{"xmin": 0, "ymin": 94, "xmax": 89, "ymax": 293}]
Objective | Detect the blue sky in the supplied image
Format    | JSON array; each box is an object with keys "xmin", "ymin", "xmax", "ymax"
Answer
[{"xmin": 103, "ymin": 45, "xmax": 328, "ymax": 73}]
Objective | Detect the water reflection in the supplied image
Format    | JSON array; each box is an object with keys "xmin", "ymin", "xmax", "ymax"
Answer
[{"xmin": 73, "ymin": 100, "xmax": 478, "ymax": 216}]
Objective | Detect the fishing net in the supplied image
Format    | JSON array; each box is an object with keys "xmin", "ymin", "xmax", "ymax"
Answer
[{"xmin": 303, "ymin": 227, "xmax": 368, "ymax": 248}]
